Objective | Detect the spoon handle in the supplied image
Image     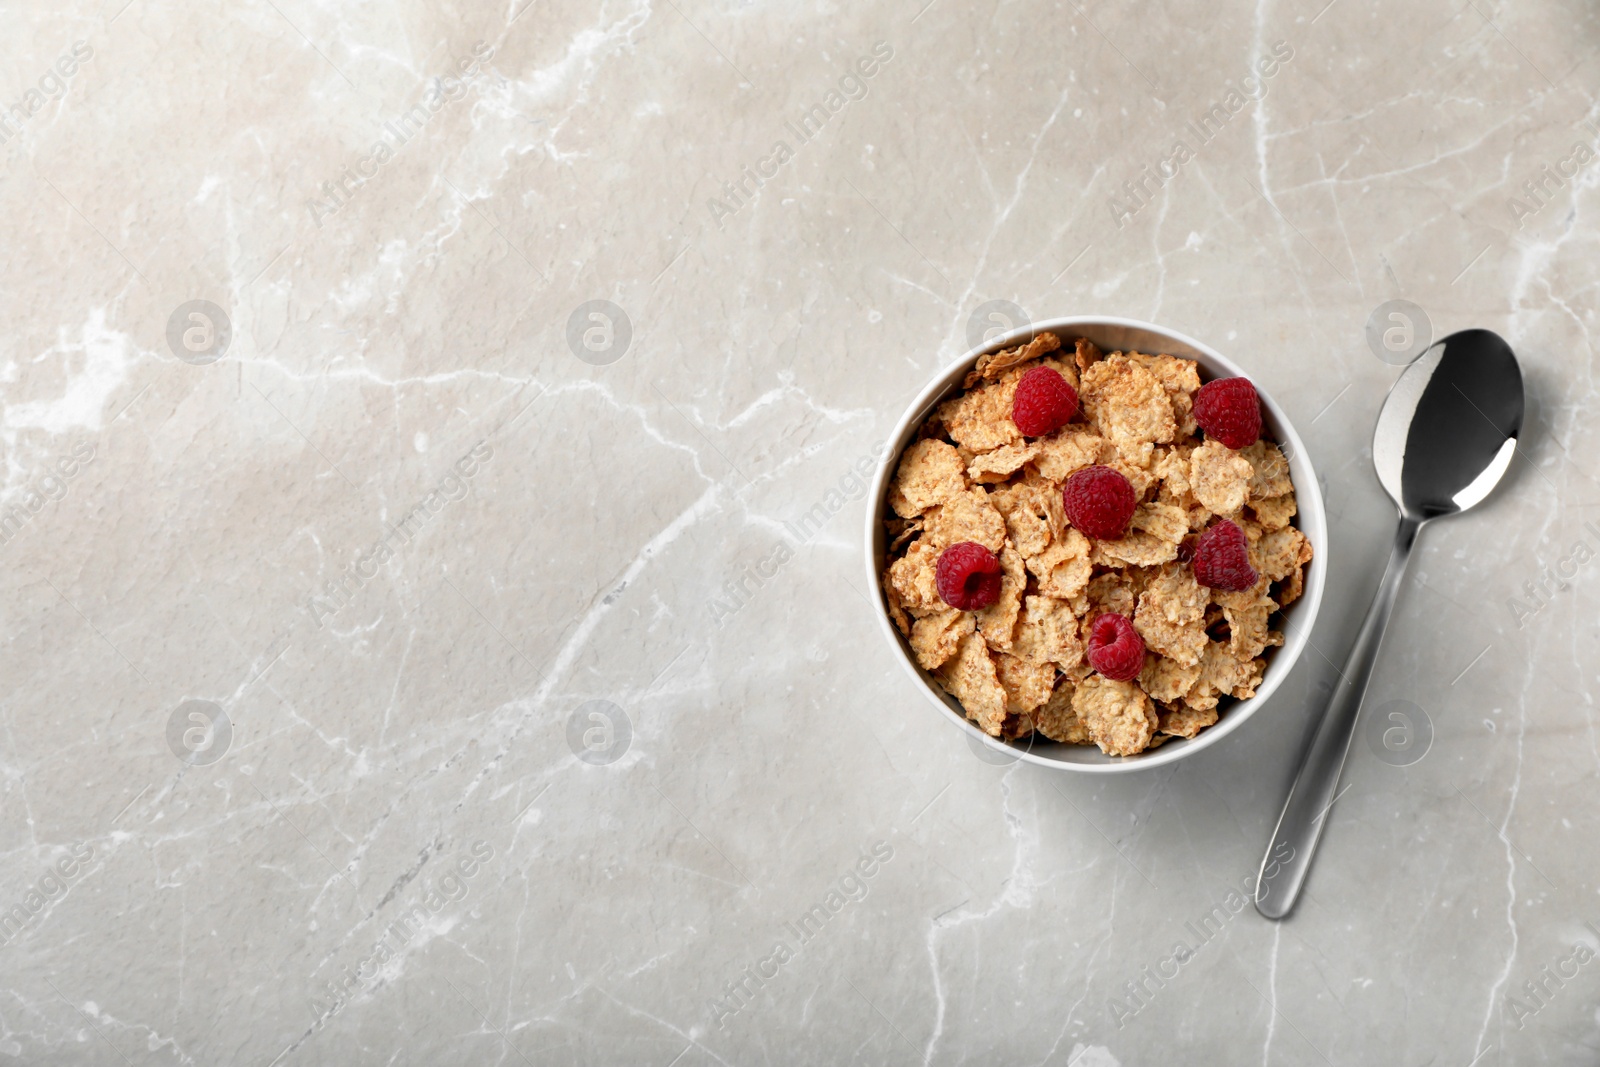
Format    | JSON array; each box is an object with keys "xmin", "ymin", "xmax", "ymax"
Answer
[{"xmin": 1253, "ymin": 514, "xmax": 1422, "ymax": 919}]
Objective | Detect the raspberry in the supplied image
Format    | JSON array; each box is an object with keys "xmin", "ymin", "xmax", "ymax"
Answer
[
  {"xmin": 1011, "ymin": 366, "xmax": 1079, "ymax": 436},
  {"xmin": 1193, "ymin": 519, "xmax": 1258, "ymax": 591},
  {"xmin": 1062, "ymin": 465, "xmax": 1137, "ymax": 540},
  {"xmin": 1087, "ymin": 613, "xmax": 1145, "ymax": 681},
  {"xmin": 935, "ymin": 541, "xmax": 1003, "ymax": 610},
  {"xmin": 1193, "ymin": 377, "xmax": 1262, "ymax": 450}
]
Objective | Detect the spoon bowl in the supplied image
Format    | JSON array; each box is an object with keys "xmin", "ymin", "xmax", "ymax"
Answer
[
  {"xmin": 1255, "ymin": 328, "xmax": 1524, "ymax": 919},
  {"xmin": 1374, "ymin": 328, "xmax": 1524, "ymax": 520}
]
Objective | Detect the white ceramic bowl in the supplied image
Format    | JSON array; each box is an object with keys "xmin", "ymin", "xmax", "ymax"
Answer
[{"xmin": 864, "ymin": 316, "xmax": 1327, "ymax": 773}]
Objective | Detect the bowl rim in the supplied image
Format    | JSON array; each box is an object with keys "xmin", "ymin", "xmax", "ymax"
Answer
[{"xmin": 863, "ymin": 315, "xmax": 1328, "ymax": 773}]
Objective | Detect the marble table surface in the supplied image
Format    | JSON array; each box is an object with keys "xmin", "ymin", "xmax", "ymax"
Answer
[{"xmin": 2, "ymin": 0, "xmax": 1598, "ymax": 1063}]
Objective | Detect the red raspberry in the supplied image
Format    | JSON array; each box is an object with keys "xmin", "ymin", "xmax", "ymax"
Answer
[
  {"xmin": 1193, "ymin": 377, "xmax": 1262, "ymax": 450},
  {"xmin": 935, "ymin": 541, "xmax": 1003, "ymax": 610},
  {"xmin": 1062, "ymin": 465, "xmax": 1137, "ymax": 540},
  {"xmin": 1193, "ymin": 519, "xmax": 1258, "ymax": 591},
  {"xmin": 1087, "ymin": 613, "xmax": 1145, "ymax": 681},
  {"xmin": 1011, "ymin": 366, "xmax": 1079, "ymax": 436}
]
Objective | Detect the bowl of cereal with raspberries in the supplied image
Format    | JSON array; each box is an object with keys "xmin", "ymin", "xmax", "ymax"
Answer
[{"xmin": 866, "ymin": 317, "xmax": 1325, "ymax": 770}]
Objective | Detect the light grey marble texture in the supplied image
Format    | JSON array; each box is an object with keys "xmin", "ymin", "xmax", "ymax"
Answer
[{"xmin": 1, "ymin": 0, "xmax": 1597, "ymax": 1063}]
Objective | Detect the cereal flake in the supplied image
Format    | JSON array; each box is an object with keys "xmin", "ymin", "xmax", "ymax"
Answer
[
  {"xmin": 888, "ymin": 439, "xmax": 968, "ymax": 517},
  {"xmin": 887, "ymin": 516, "xmax": 923, "ymax": 553},
  {"xmin": 995, "ymin": 652, "xmax": 1057, "ymax": 714},
  {"xmin": 1213, "ymin": 580, "xmax": 1282, "ymax": 660},
  {"xmin": 1074, "ymin": 675, "xmax": 1158, "ymax": 756},
  {"xmin": 1134, "ymin": 562, "xmax": 1209, "ymax": 667},
  {"xmin": 968, "ymin": 440, "xmax": 1041, "ymax": 483},
  {"xmin": 1025, "ymin": 528, "xmax": 1094, "ymax": 598},
  {"xmin": 1256, "ymin": 526, "xmax": 1312, "ymax": 583},
  {"xmin": 1021, "ymin": 470, "xmax": 1069, "ymax": 540},
  {"xmin": 964, "ymin": 331, "xmax": 1064, "ymax": 387},
  {"xmin": 1014, "ymin": 594, "xmax": 1086, "ymax": 670},
  {"xmin": 937, "ymin": 379, "xmax": 1022, "ymax": 452},
  {"xmin": 1241, "ymin": 441, "xmax": 1293, "ymax": 499},
  {"xmin": 1074, "ymin": 337, "xmax": 1104, "ymax": 374},
  {"xmin": 1080, "ymin": 355, "xmax": 1177, "ymax": 467},
  {"xmin": 911, "ymin": 609, "xmax": 974, "ymax": 670},
  {"xmin": 924, "ymin": 488, "xmax": 1007, "ymax": 551},
  {"xmin": 885, "ymin": 539, "xmax": 943, "ymax": 620},
  {"xmin": 1181, "ymin": 640, "xmax": 1263, "ymax": 711},
  {"xmin": 1277, "ymin": 567, "xmax": 1306, "ymax": 607},
  {"xmin": 1031, "ymin": 429, "xmax": 1112, "ymax": 482},
  {"xmin": 1033, "ymin": 677, "xmax": 1091, "ymax": 743},
  {"xmin": 975, "ymin": 546, "xmax": 1026, "ymax": 651},
  {"xmin": 989, "ymin": 483, "xmax": 1053, "ymax": 558},
  {"xmin": 937, "ymin": 632, "xmax": 1008, "ymax": 736},
  {"xmin": 1158, "ymin": 704, "xmax": 1218, "ymax": 738},
  {"xmin": 1189, "ymin": 439, "xmax": 1253, "ymax": 514},
  {"xmin": 1140, "ymin": 654, "xmax": 1203, "ymax": 703},
  {"xmin": 1249, "ymin": 490, "xmax": 1297, "ymax": 530},
  {"xmin": 1100, "ymin": 503, "xmax": 1188, "ymax": 568},
  {"xmin": 1078, "ymin": 570, "xmax": 1145, "ymax": 621},
  {"xmin": 1126, "ymin": 353, "xmax": 1202, "ymax": 436}
]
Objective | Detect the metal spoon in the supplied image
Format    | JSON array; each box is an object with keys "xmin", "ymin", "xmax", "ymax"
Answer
[{"xmin": 1254, "ymin": 328, "xmax": 1524, "ymax": 920}]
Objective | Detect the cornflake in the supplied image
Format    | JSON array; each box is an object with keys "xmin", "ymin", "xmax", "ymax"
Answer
[
  {"xmin": 1277, "ymin": 567, "xmax": 1307, "ymax": 607},
  {"xmin": 1241, "ymin": 440, "xmax": 1293, "ymax": 499},
  {"xmin": 1257, "ymin": 525, "xmax": 1313, "ymax": 608},
  {"xmin": 989, "ymin": 483, "xmax": 1053, "ymax": 558},
  {"xmin": 968, "ymin": 440, "xmax": 1040, "ymax": 483},
  {"xmin": 1099, "ymin": 502, "xmax": 1187, "ymax": 568},
  {"xmin": 1189, "ymin": 439, "xmax": 1253, "ymax": 515},
  {"xmin": 1026, "ymin": 528, "xmax": 1094, "ymax": 598},
  {"xmin": 1249, "ymin": 491, "xmax": 1297, "ymax": 530},
  {"xmin": 1110, "ymin": 460, "xmax": 1159, "ymax": 500},
  {"xmin": 889, "ymin": 439, "xmax": 968, "ymax": 517},
  {"xmin": 1134, "ymin": 563, "xmax": 1208, "ymax": 667},
  {"xmin": 1020, "ymin": 470, "xmax": 1068, "ymax": 540},
  {"xmin": 938, "ymin": 631, "xmax": 1008, "ymax": 736},
  {"xmin": 1014, "ymin": 594, "xmax": 1085, "ymax": 670},
  {"xmin": 1001, "ymin": 713, "xmax": 1035, "ymax": 740},
  {"xmin": 1034, "ymin": 678, "xmax": 1091, "ymax": 743},
  {"xmin": 1079, "ymin": 570, "xmax": 1143, "ymax": 621},
  {"xmin": 1141, "ymin": 655, "xmax": 1203, "ymax": 703},
  {"xmin": 923, "ymin": 488, "xmax": 1007, "ymax": 551},
  {"xmin": 1182, "ymin": 640, "xmax": 1266, "ymax": 710},
  {"xmin": 1032, "ymin": 429, "xmax": 1111, "ymax": 482},
  {"xmin": 965, "ymin": 331, "xmax": 1064, "ymax": 387},
  {"xmin": 937, "ymin": 379, "xmax": 1022, "ymax": 452},
  {"xmin": 1159, "ymin": 704, "xmax": 1218, "ymax": 738},
  {"xmin": 1074, "ymin": 337, "xmax": 1104, "ymax": 374},
  {"xmin": 885, "ymin": 539, "xmax": 942, "ymax": 623},
  {"xmin": 1080, "ymin": 355, "xmax": 1177, "ymax": 467},
  {"xmin": 887, "ymin": 516, "xmax": 923, "ymax": 553},
  {"xmin": 1256, "ymin": 526, "xmax": 1311, "ymax": 583},
  {"xmin": 1152, "ymin": 445, "xmax": 1197, "ymax": 501},
  {"xmin": 1126, "ymin": 352, "xmax": 1202, "ymax": 436},
  {"xmin": 1074, "ymin": 675, "xmax": 1158, "ymax": 756},
  {"xmin": 911, "ymin": 609, "xmax": 974, "ymax": 670},
  {"xmin": 1214, "ymin": 580, "xmax": 1283, "ymax": 660},
  {"xmin": 974, "ymin": 546, "xmax": 1026, "ymax": 651},
  {"xmin": 880, "ymin": 335, "xmax": 1313, "ymax": 757},
  {"xmin": 995, "ymin": 653, "xmax": 1056, "ymax": 714}
]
